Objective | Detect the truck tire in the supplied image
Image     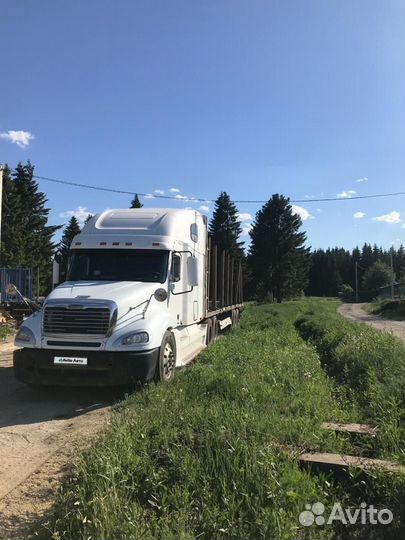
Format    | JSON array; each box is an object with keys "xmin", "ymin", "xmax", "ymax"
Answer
[{"xmin": 155, "ymin": 331, "xmax": 176, "ymax": 382}]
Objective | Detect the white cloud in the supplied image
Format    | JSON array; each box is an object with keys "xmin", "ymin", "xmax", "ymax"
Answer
[
  {"xmin": 337, "ymin": 190, "xmax": 356, "ymax": 199},
  {"xmin": 144, "ymin": 193, "xmax": 155, "ymax": 199},
  {"xmin": 0, "ymin": 130, "xmax": 34, "ymax": 148},
  {"xmin": 356, "ymin": 177, "xmax": 368, "ymax": 183},
  {"xmin": 169, "ymin": 187, "xmax": 180, "ymax": 193},
  {"xmin": 353, "ymin": 211, "xmax": 366, "ymax": 219},
  {"xmin": 316, "ymin": 208, "xmax": 322, "ymax": 213},
  {"xmin": 199, "ymin": 205, "xmax": 210, "ymax": 212},
  {"xmin": 373, "ymin": 211, "xmax": 401, "ymax": 224},
  {"xmin": 60, "ymin": 206, "xmax": 93, "ymax": 224},
  {"xmin": 153, "ymin": 189, "xmax": 164, "ymax": 195},
  {"xmin": 175, "ymin": 194, "xmax": 188, "ymax": 200},
  {"xmin": 242, "ymin": 223, "xmax": 252, "ymax": 236},
  {"xmin": 291, "ymin": 204, "xmax": 313, "ymax": 221},
  {"xmin": 237, "ymin": 212, "xmax": 253, "ymax": 222}
]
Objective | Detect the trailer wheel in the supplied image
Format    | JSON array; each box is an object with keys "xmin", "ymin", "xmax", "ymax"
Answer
[{"xmin": 155, "ymin": 331, "xmax": 176, "ymax": 382}]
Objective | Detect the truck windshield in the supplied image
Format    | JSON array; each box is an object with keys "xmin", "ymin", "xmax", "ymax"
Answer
[{"xmin": 67, "ymin": 249, "xmax": 169, "ymax": 283}]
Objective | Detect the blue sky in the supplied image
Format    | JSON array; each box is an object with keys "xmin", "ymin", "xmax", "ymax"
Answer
[{"xmin": 1, "ymin": 0, "xmax": 404, "ymax": 250}]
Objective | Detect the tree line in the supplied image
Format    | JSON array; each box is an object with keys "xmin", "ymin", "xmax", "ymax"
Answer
[
  {"xmin": 2, "ymin": 161, "xmax": 403, "ymax": 301},
  {"xmin": 307, "ymin": 244, "xmax": 405, "ymax": 299}
]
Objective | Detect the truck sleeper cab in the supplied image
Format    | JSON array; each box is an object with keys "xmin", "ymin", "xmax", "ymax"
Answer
[{"xmin": 13, "ymin": 209, "xmax": 243, "ymax": 387}]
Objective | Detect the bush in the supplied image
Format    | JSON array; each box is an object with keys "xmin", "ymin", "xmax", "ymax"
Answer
[{"xmin": 339, "ymin": 283, "xmax": 354, "ymax": 301}]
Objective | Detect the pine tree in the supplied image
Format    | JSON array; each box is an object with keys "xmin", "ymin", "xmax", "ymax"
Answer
[
  {"xmin": 209, "ymin": 192, "xmax": 244, "ymax": 258},
  {"xmin": 56, "ymin": 216, "xmax": 81, "ymax": 281},
  {"xmin": 130, "ymin": 194, "xmax": 143, "ymax": 208},
  {"xmin": 248, "ymin": 194, "xmax": 309, "ymax": 302}
]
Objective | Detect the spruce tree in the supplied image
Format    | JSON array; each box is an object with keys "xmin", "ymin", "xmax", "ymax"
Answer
[
  {"xmin": 209, "ymin": 192, "xmax": 244, "ymax": 258},
  {"xmin": 56, "ymin": 216, "xmax": 81, "ymax": 281},
  {"xmin": 12, "ymin": 161, "xmax": 61, "ymax": 293},
  {"xmin": 248, "ymin": 194, "xmax": 309, "ymax": 302},
  {"xmin": 0, "ymin": 164, "xmax": 25, "ymax": 266},
  {"xmin": 130, "ymin": 194, "xmax": 143, "ymax": 208}
]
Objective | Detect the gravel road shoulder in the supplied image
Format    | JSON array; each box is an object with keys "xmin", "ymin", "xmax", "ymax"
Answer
[
  {"xmin": 338, "ymin": 302, "xmax": 405, "ymax": 344},
  {"xmin": 0, "ymin": 336, "xmax": 122, "ymax": 539}
]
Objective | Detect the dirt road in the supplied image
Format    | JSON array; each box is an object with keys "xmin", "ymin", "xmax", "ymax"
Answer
[
  {"xmin": 338, "ymin": 303, "xmax": 405, "ymax": 344},
  {"xmin": 0, "ymin": 337, "xmax": 123, "ymax": 539}
]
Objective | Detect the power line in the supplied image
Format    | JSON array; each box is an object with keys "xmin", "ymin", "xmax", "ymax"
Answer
[{"xmin": 33, "ymin": 174, "xmax": 405, "ymax": 204}]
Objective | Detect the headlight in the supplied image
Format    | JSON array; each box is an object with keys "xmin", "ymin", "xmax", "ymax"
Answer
[
  {"xmin": 119, "ymin": 331, "xmax": 149, "ymax": 346},
  {"xmin": 15, "ymin": 326, "xmax": 35, "ymax": 345}
]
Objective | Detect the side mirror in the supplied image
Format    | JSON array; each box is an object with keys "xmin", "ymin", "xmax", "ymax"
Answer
[
  {"xmin": 154, "ymin": 288, "xmax": 168, "ymax": 302},
  {"xmin": 187, "ymin": 256, "xmax": 199, "ymax": 287}
]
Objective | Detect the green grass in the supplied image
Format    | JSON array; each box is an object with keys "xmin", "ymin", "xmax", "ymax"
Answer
[
  {"xmin": 295, "ymin": 306, "xmax": 405, "ymax": 464},
  {"xmin": 38, "ymin": 299, "xmax": 405, "ymax": 540},
  {"xmin": 0, "ymin": 324, "xmax": 13, "ymax": 341},
  {"xmin": 363, "ymin": 299, "xmax": 405, "ymax": 321}
]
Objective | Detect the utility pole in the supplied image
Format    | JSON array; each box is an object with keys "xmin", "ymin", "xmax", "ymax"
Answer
[
  {"xmin": 390, "ymin": 247, "xmax": 395, "ymax": 300},
  {"xmin": 355, "ymin": 261, "xmax": 359, "ymax": 303}
]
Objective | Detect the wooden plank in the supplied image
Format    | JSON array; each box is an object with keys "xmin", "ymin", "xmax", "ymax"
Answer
[
  {"xmin": 300, "ymin": 453, "xmax": 405, "ymax": 475},
  {"xmin": 221, "ymin": 251, "xmax": 225, "ymax": 307},
  {"xmin": 321, "ymin": 422, "xmax": 378, "ymax": 436},
  {"xmin": 213, "ymin": 244, "xmax": 217, "ymax": 310},
  {"xmin": 236, "ymin": 262, "xmax": 242, "ymax": 304},
  {"xmin": 230, "ymin": 259, "xmax": 234, "ymax": 306},
  {"xmin": 226, "ymin": 251, "xmax": 229, "ymax": 306}
]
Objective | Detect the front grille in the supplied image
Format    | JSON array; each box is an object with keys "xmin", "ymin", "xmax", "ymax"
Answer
[
  {"xmin": 47, "ymin": 340, "xmax": 102, "ymax": 348},
  {"xmin": 43, "ymin": 306, "xmax": 110, "ymax": 336}
]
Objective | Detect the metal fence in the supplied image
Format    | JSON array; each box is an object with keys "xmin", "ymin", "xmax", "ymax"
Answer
[{"xmin": 0, "ymin": 267, "xmax": 33, "ymax": 302}]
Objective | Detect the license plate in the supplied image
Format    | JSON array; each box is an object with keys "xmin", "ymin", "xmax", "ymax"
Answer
[{"xmin": 54, "ymin": 356, "xmax": 88, "ymax": 366}]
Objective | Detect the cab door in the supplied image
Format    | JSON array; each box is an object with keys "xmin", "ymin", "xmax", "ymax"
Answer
[{"xmin": 168, "ymin": 250, "xmax": 196, "ymax": 326}]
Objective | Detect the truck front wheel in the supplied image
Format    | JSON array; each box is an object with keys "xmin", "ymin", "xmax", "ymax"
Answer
[{"xmin": 155, "ymin": 331, "xmax": 176, "ymax": 382}]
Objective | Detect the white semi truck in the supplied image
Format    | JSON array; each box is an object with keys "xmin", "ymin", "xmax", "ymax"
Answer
[{"xmin": 14, "ymin": 209, "xmax": 243, "ymax": 386}]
